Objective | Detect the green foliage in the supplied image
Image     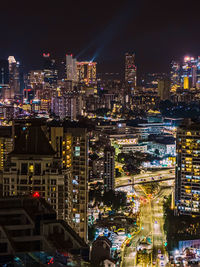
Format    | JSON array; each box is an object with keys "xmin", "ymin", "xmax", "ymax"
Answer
[{"xmin": 88, "ymin": 225, "xmax": 96, "ymax": 241}]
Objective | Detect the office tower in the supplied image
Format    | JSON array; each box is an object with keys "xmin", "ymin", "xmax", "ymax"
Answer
[
  {"xmin": 104, "ymin": 146, "xmax": 115, "ymax": 191},
  {"xmin": 2, "ymin": 124, "xmax": 71, "ymax": 221},
  {"xmin": 28, "ymin": 70, "xmax": 45, "ymax": 89},
  {"xmin": 43, "ymin": 53, "xmax": 58, "ymax": 85},
  {"xmin": 77, "ymin": 61, "xmax": 97, "ymax": 84},
  {"xmin": 0, "ymin": 59, "xmax": 9, "ymax": 85},
  {"xmin": 66, "ymin": 54, "xmax": 77, "ymax": 82},
  {"xmin": 170, "ymin": 61, "xmax": 181, "ymax": 87},
  {"xmin": 158, "ymin": 78, "xmax": 171, "ymax": 101},
  {"xmin": 125, "ymin": 53, "xmax": 137, "ymax": 87},
  {"xmin": 181, "ymin": 56, "xmax": 197, "ymax": 89},
  {"xmin": 8, "ymin": 56, "xmax": 20, "ymax": 97},
  {"xmin": 49, "ymin": 122, "xmax": 88, "ymax": 241},
  {"xmin": 196, "ymin": 56, "xmax": 200, "ymax": 89},
  {"xmin": 175, "ymin": 121, "xmax": 200, "ymax": 215}
]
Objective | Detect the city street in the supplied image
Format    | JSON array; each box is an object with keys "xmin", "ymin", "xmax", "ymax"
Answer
[{"xmin": 122, "ymin": 183, "xmax": 172, "ymax": 266}]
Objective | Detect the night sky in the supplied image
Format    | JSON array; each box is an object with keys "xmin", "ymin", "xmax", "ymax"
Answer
[{"xmin": 1, "ymin": 0, "xmax": 200, "ymax": 75}]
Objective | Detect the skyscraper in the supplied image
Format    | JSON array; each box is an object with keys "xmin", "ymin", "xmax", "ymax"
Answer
[
  {"xmin": 49, "ymin": 122, "xmax": 88, "ymax": 241},
  {"xmin": 66, "ymin": 54, "xmax": 77, "ymax": 82},
  {"xmin": 158, "ymin": 78, "xmax": 171, "ymax": 101},
  {"xmin": 170, "ymin": 61, "xmax": 181, "ymax": 87},
  {"xmin": 175, "ymin": 121, "xmax": 200, "ymax": 215},
  {"xmin": 8, "ymin": 56, "xmax": 20, "ymax": 97},
  {"xmin": 0, "ymin": 60, "xmax": 9, "ymax": 85},
  {"xmin": 104, "ymin": 146, "xmax": 115, "ymax": 191},
  {"xmin": 77, "ymin": 61, "xmax": 97, "ymax": 84},
  {"xmin": 125, "ymin": 53, "xmax": 137, "ymax": 87},
  {"xmin": 43, "ymin": 53, "xmax": 58, "ymax": 85},
  {"xmin": 181, "ymin": 56, "xmax": 197, "ymax": 89},
  {"xmin": 2, "ymin": 124, "xmax": 71, "ymax": 221}
]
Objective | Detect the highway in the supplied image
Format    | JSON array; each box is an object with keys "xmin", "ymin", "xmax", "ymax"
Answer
[
  {"xmin": 121, "ymin": 183, "xmax": 172, "ymax": 267},
  {"xmin": 116, "ymin": 168, "xmax": 175, "ymax": 188}
]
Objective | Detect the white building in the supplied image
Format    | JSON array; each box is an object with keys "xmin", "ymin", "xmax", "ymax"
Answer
[{"xmin": 66, "ymin": 54, "xmax": 77, "ymax": 82}]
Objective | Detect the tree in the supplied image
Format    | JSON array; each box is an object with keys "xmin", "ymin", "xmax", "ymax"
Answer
[{"xmin": 88, "ymin": 225, "xmax": 96, "ymax": 241}]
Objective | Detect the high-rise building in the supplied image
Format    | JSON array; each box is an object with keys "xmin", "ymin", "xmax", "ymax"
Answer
[
  {"xmin": 2, "ymin": 124, "xmax": 71, "ymax": 221},
  {"xmin": 104, "ymin": 146, "xmax": 115, "ymax": 191},
  {"xmin": 66, "ymin": 54, "xmax": 77, "ymax": 82},
  {"xmin": 51, "ymin": 93, "xmax": 82, "ymax": 120},
  {"xmin": 77, "ymin": 61, "xmax": 97, "ymax": 84},
  {"xmin": 125, "ymin": 53, "xmax": 137, "ymax": 87},
  {"xmin": 158, "ymin": 78, "xmax": 171, "ymax": 101},
  {"xmin": 8, "ymin": 56, "xmax": 20, "ymax": 97},
  {"xmin": 49, "ymin": 122, "xmax": 88, "ymax": 241},
  {"xmin": 28, "ymin": 70, "xmax": 45, "ymax": 89},
  {"xmin": 170, "ymin": 61, "xmax": 181, "ymax": 87},
  {"xmin": 0, "ymin": 126, "xmax": 13, "ymax": 171},
  {"xmin": 181, "ymin": 56, "xmax": 197, "ymax": 89},
  {"xmin": 0, "ymin": 59, "xmax": 9, "ymax": 85},
  {"xmin": 43, "ymin": 53, "xmax": 58, "ymax": 85},
  {"xmin": 175, "ymin": 121, "xmax": 200, "ymax": 215}
]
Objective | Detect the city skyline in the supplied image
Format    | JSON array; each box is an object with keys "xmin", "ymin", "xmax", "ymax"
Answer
[{"xmin": 1, "ymin": 0, "xmax": 200, "ymax": 74}]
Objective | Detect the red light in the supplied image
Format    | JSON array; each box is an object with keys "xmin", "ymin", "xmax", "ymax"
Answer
[
  {"xmin": 33, "ymin": 192, "xmax": 40, "ymax": 198},
  {"xmin": 71, "ymin": 54, "xmax": 73, "ymax": 57}
]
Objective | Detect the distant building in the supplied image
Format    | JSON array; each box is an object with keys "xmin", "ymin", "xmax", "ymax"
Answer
[
  {"xmin": 0, "ymin": 126, "xmax": 12, "ymax": 171},
  {"xmin": 0, "ymin": 59, "xmax": 9, "ymax": 85},
  {"xmin": 66, "ymin": 54, "xmax": 77, "ymax": 82},
  {"xmin": 104, "ymin": 146, "xmax": 115, "ymax": 191},
  {"xmin": 175, "ymin": 121, "xmax": 200, "ymax": 215},
  {"xmin": 51, "ymin": 93, "xmax": 82, "ymax": 120},
  {"xmin": 8, "ymin": 56, "xmax": 20, "ymax": 97},
  {"xmin": 125, "ymin": 53, "xmax": 136, "ymax": 87},
  {"xmin": 158, "ymin": 78, "xmax": 171, "ymax": 101},
  {"xmin": 43, "ymin": 53, "xmax": 58, "ymax": 85},
  {"xmin": 77, "ymin": 61, "xmax": 97, "ymax": 84},
  {"xmin": 170, "ymin": 61, "xmax": 181, "ymax": 87}
]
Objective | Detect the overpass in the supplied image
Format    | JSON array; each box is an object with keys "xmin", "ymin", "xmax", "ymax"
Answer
[{"xmin": 116, "ymin": 176, "xmax": 175, "ymax": 189}]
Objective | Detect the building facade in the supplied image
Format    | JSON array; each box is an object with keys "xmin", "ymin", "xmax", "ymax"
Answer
[
  {"xmin": 125, "ymin": 53, "xmax": 136, "ymax": 87},
  {"xmin": 175, "ymin": 122, "xmax": 200, "ymax": 215},
  {"xmin": 104, "ymin": 146, "xmax": 115, "ymax": 191}
]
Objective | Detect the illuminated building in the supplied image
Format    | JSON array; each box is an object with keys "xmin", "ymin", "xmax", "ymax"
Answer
[
  {"xmin": 175, "ymin": 121, "xmax": 200, "ymax": 215},
  {"xmin": 0, "ymin": 126, "xmax": 13, "ymax": 171},
  {"xmin": 51, "ymin": 93, "xmax": 82, "ymax": 120},
  {"xmin": 49, "ymin": 122, "xmax": 88, "ymax": 241},
  {"xmin": 28, "ymin": 70, "xmax": 44, "ymax": 89},
  {"xmin": 2, "ymin": 124, "xmax": 71, "ymax": 222},
  {"xmin": 181, "ymin": 56, "xmax": 197, "ymax": 89},
  {"xmin": 43, "ymin": 53, "xmax": 58, "ymax": 85},
  {"xmin": 125, "ymin": 53, "xmax": 136, "ymax": 87},
  {"xmin": 8, "ymin": 56, "xmax": 20, "ymax": 97},
  {"xmin": 170, "ymin": 61, "xmax": 181, "ymax": 87},
  {"xmin": 183, "ymin": 76, "xmax": 189, "ymax": 89},
  {"xmin": 66, "ymin": 54, "xmax": 77, "ymax": 82},
  {"xmin": 0, "ymin": 59, "xmax": 9, "ymax": 85},
  {"xmin": 158, "ymin": 78, "xmax": 171, "ymax": 100},
  {"xmin": 104, "ymin": 146, "xmax": 115, "ymax": 191},
  {"xmin": 76, "ymin": 61, "xmax": 97, "ymax": 84}
]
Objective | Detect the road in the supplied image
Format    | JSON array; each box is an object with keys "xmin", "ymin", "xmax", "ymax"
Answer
[
  {"xmin": 116, "ymin": 168, "xmax": 175, "ymax": 188},
  {"xmin": 122, "ymin": 184, "xmax": 172, "ymax": 267}
]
